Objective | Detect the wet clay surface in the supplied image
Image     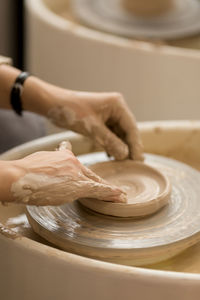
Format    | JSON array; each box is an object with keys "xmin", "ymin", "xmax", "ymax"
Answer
[
  {"xmin": 2, "ymin": 152, "xmax": 200, "ymax": 273},
  {"xmin": 80, "ymin": 160, "xmax": 170, "ymax": 217},
  {"xmin": 26, "ymin": 153, "xmax": 200, "ymax": 266},
  {"xmin": 0, "ymin": 204, "xmax": 54, "ymax": 246}
]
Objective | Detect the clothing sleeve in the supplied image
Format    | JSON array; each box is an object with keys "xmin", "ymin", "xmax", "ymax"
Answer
[{"xmin": 0, "ymin": 55, "xmax": 12, "ymax": 65}]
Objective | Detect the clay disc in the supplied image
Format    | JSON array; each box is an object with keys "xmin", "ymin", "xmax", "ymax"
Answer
[
  {"xmin": 79, "ymin": 160, "xmax": 171, "ymax": 217},
  {"xmin": 72, "ymin": 0, "xmax": 200, "ymax": 39},
  {"xmin": 26, "ymin": 153, "xmax": 200, "ymax": 266}
]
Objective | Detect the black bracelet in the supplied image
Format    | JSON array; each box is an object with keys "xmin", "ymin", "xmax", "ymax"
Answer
[{"xmin": 10, "ymin": 72, "xmax": 30, "ymax": 116}]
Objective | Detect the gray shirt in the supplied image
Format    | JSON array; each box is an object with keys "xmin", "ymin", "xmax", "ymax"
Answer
[
  {"xmin": 0, "ymin": 110, "xmax": 46, "ymax": 153},
  {"xmin": 0, "ymin": 55, "xmax": 46, "ymax": 153}
]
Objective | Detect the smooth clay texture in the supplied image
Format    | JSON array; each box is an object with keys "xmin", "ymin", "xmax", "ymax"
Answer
[
  {"xmin": 122, "ymin": 0, "xmax": 175, "ymax": 16},
  {"xmin": 26, "ymin": 153, "xmax": 200, "ymax": 266},
  {"xmin": 79, "ymin": 160, "xmax": 171, "ymax": 217}
]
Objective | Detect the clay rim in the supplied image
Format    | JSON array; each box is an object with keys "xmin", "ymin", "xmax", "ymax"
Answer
[{"xmin": 82, "ymin": 160, "xmax": 171, "ymax": 209}]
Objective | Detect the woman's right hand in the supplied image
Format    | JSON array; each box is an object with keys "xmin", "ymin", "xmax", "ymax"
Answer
[{"xmin": 6, "ymin": 147, "xmax": 126, "ymax": 206}]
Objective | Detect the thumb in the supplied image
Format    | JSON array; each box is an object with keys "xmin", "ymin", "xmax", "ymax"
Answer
[{"xmin": 92, "ymin": 123, "xmax": 129, "ymax": 160}]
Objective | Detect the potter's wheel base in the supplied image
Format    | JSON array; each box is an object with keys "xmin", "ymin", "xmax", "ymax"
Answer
[
  {"xmin": 73, "ymin": 0, "xmax": 200, "ymax": 40},
  {"xmin": 26, "ymin": 153, "xmax": 200, "ymax": 266}
]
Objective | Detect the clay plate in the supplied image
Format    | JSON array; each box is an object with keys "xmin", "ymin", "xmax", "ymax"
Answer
[{"xmin": 79, "ymin": 160, "xmax": 171, "ymax": 217}]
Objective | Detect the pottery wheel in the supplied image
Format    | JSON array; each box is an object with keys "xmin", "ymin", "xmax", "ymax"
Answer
[
  {"xmin": 27, "ymin": 153, "xmax": 200, "ymax": 266},
  {"xmin": 72, "ymin": 0, "xmax": 200, "ymax": 39},
  {"xmin": 80, "ymin": 160, "xmax": 171, "ymax": 217}
]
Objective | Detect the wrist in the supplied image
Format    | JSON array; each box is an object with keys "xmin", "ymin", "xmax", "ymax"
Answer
[
  {"xmin": 22, "ymin": 76, "xmax": 55, "ymax": 116},
  {"xmin": 0, "ymin": 160, "xmax": 21, "ymax": 203},
  {"xmin": 22, "ymin": 77, "xmax": 75, "ymax": 117},
  {"xmin": 0, "ymin": 64, "xmax": 21, "ymax": 110}
]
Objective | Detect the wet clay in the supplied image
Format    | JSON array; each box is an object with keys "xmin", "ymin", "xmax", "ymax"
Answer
[
  {"xmin": 11, "ymin": 172, "xmax": 126, "ymax": 206},
  {"xmin": 26, "ymin": 153, "xmax": 200, "ymax": 266},
  {"xmin": 0, "ymin": 222, "xmax": 20, "ymax": 239},
  {"xmin": 122, "ymin": 0, "xmax": 175, "ymax": 16},
  {"xmin": 9, "ymin": 141, "xmax": 126, "ymax": 206},
  {"xmin": 80, "ymin": 160, "xmax": 171, "ymax": 217}
]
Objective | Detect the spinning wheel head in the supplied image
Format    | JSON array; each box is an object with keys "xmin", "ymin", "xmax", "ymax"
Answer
[
  {"xmin": 72, "ymin": 0, "xmax": 200, "ymax": 40},
  {"xmin": 27, "ymin": 153, "xmax": 200, "ymax": 266}
]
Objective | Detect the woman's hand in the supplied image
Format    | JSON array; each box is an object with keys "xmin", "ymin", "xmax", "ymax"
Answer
[
  {"xmin": 0, "ymin": 65, "xmax": 143, "ymax": 161},
  {"xmin": 2, "ymin": 148, "xmax": 126, "ymax": 206},
  {"xmin": 0, "ymin": 65, "xmax": 143, "ymax": 160},
  {"xmin": 47, "ymin": 90, "xmax": 144, "ymax": 161}
]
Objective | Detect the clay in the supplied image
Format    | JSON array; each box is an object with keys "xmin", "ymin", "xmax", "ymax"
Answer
[
  {"xmin": 3, "ymin": 122, "xmax": 200, "ymax": 274},
  {"xmin": 56, "ymin": 140, "xmax": 72, "ymax": 151},
  {"xmin": 72, "ymin": 0, "xmax": 200, "ymax": 40},
  {"xmin": 11, "ymin": 172, "xmax": 126, "ymax": 206},
  {"xmin": 122, "ymin": 0, "xmax": 174, "ymax": 16},
  {"xmin": 26, "ymin": 153, "xmax": 200, "ymax": 266},
  {"xmin": 80, "ymin": 160, "xmax": 171, "ymax": 217},
  {"xmin": 0, "ymin": 222, "xmax": 20, "ymax": 239},
  {"xmin": 10, "ymin": 145, "xmax": 126, "ymax": 206}
]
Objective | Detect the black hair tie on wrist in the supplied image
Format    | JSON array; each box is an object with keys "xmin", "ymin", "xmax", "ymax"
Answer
[{"xmin": 10, "ymin": 72, "xmax": 30, "ymax": 116}]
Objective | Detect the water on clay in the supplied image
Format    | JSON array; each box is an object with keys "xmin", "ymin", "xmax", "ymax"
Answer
[{"xmin": 2, "ymin": 151, "xmax": 200, "ymax": 274}]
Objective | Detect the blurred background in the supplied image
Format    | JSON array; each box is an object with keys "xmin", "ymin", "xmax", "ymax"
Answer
[
  {"xmin": 0, "ymin": 0, "xmax": 45, "ymax": 153},
  {"xmin": 0, "ymin": 0, "xmax": 23, "ymax": 68},
  {"xmin": 1, "ymin": 0, "xmax": 200, "ymax": 152}
]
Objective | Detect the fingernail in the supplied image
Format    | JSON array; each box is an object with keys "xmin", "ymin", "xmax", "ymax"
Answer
[
  {"xmin": 117, "ymin": 192, "xmax": 127, "ymax": 203},
  {"xmin": 112, "ymin": 190, "xmax": 127, "ymax": 203},
  {"xmin": 119, "ymin": 192, "xmax": 127, "ymax": 203}
]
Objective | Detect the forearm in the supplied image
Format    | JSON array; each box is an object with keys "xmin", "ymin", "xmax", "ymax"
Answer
[
  {"xmin": 0, "ymin": 64, "xmax": 68, "ymax": 116},
  {"xmin": 0, "ymin": 160, "xmax": 16, "ymax": 203},
  {"xmin": 0, "ymin": 64, "xmax": 20, "ymax": 110}
]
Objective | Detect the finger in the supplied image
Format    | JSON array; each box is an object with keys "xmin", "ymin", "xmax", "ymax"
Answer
[
  {"xmin": 81, "ymin": 165, "xmax": 106, "ymax": 184},
  {"xmin": 80, "ymin": 179, "xmax": 127, "ymax": 203},
  {"xmin": 91, "ymin": 122, "xmax": 129, "ymax": 160},
  {"xmin": 81, "ymin": 165, "xmax": 119, "ymax": 193},
  {"xmin": 56, "ymin": 141, "xmax": 72, "ymax": 152},
  {"xmin": 112, "ymin": 102, "xmax": 144, "ymax": 161},
  {"xmin": 123, "ymin": 115, "xmax": 144, "ymax": 161},
  {"xmin": 126, "ymin": 132, "xmax": 144, "ymax": 161}
]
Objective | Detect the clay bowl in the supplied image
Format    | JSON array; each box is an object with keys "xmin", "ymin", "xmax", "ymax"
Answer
[
  {"xmin": 26, "ymin": 152, "xmax": 200, "ymax": 266},
  {"xmin": 80, "ymin": 160, "xmax": 171, "ymax": 217}
]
